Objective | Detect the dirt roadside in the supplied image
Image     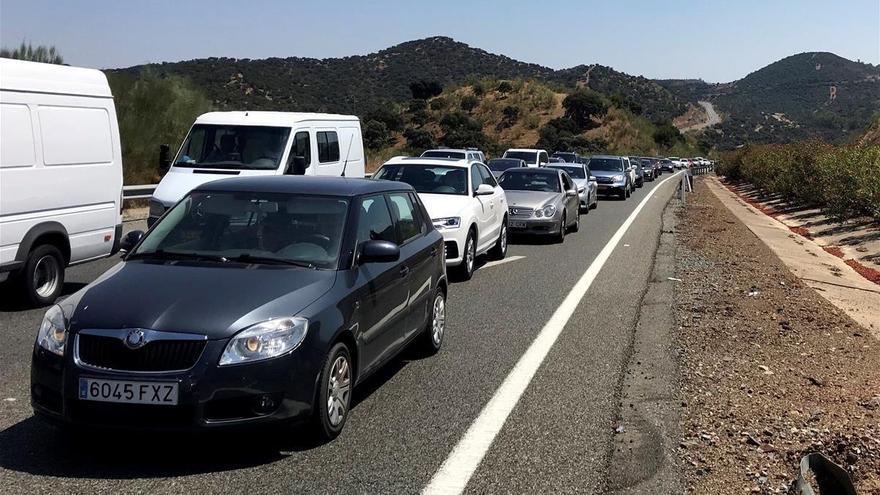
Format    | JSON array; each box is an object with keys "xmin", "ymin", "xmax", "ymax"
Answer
[{"xmin": 674, "ymin": 179, "xmax": 880, "ymax": 494}]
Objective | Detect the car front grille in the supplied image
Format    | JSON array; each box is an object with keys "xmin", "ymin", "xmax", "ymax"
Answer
[
  {"xmin": 595, "ymin": 177, "xmax": 614, "ymax": 184},
  {"xmin": 508, "ymin": 207, "xmax": 534, "ymax": 218},
  {"xmin": 77, "ymin": 334, "xmax": 206, "ymax": 372}
]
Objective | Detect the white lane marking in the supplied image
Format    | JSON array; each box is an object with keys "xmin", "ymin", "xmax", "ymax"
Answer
[
  {"xmin": 423, "ymin": 172, "xmax": 683, "ymax": 495},
  {"xmin": 481, "ymin": 255, "xmax": 525, "ymax": 269}
]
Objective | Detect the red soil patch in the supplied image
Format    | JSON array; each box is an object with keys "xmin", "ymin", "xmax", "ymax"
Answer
[
  {"xmin": 823, "ymin": 246, "xmax": 845, "ymax": 258},
  {"xmin": 718, "ymin": 181, "xmax": 781, "ymax": 218},
  {"xmin": 788, "ymin": 226, "xmax": 812, "ymax": 239},
  {"xmin": 844, "ymin": 259, "xmax": 880, "ymax": 285}
]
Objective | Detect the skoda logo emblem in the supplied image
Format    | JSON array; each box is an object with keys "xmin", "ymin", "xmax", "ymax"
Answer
[{"xmin": 124, "ymin": 329, "xmax": 146, "ymax": 349}]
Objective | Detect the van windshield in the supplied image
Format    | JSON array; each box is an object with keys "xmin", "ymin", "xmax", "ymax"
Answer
[{"xmin": 174, "ymin": 124, "xmax": 291, "ymax": 170}]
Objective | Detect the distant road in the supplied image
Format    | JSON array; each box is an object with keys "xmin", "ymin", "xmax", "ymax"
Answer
[{"xmin": 697, "ymin": 100, "xmax": 721, "ymax": 128}]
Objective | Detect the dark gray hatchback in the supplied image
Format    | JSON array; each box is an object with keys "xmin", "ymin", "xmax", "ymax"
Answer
[{"xmin": 31, "ymin": 176, "xmax": 447, "ymax": 440}]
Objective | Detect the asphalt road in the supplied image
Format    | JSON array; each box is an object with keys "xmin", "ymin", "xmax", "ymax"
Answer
[{"xmin": 0, "ymin": 173, "xmax": 683, "ymax": 494}]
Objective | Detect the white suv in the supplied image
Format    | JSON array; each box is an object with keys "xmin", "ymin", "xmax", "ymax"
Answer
[
  {"xmin": 421, "ymin": 148, "xmax": 484, "ymax": 163},
  {"xmin": 373, "ymin": 157, "xmax": 508, "ymax": 280},
  {"xmin": 502, "ymin": 148, "xmax": 549, "ymax": 167}
]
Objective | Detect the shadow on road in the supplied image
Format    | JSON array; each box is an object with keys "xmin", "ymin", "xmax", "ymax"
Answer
[
  {"xmin": 0, "ymin": 347, "xmax": 427, "ymax": 478},
  {"xmin": 0, "ymin": 282, "xmax": 87, "ymax": 312}
]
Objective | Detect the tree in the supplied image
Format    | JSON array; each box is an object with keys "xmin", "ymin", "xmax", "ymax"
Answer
[
  {"xmin": 460, "ymin": 94, "xmax": 478, "ymax": 112},
  {"xmin": 363, "ymin": 120, "xmax": 391, "ymax": 150},
  {"xmin": 404, "ymin": 128, "xmax": 437, "ymax": 151},
  {"xmin": 107, "ymin": 70, "xmax": 211, "ymax": 183},
  {"xmin": 535, "ymin": 117, "xmax": 605, "ymax": 153},
  {"xmin": 365, "ymin": 106, "xmax": 404, "ymax": 132},
  {"xmin": 1, "ymin": 42, "xmax": 64, "ymax": 64},
  {"xmin": 409, "ymin": 80, "xmax": 443, "ymax": 100},
  {"xmin": 563, "ymin": 89, "xmax": 608, "ymax": 129},
  {"xmin": 653, "ymin": 121, "xmax": 685, "ymax": 148},
  {"xmin": 439, "ymin": 112, "xmax": 488, "ymax": 149}
]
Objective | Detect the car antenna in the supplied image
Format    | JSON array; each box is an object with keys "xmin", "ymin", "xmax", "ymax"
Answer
[{"xmin": 340, "ymin": 132, "xmax": 355, "ymax": 177}]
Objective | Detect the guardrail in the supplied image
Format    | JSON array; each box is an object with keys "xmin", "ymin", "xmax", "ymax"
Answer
[{"xmin": 690, "ymin": 164, "xmax": 714, "ymax": 176}]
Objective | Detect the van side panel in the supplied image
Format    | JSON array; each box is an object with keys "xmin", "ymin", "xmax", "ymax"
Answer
[{"xmin": 0, "ymin": 89, "xmax": 123, "ymax": 267}]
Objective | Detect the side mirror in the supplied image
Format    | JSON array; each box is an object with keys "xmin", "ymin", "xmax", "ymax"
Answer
[
  {"xmin": 589, "ymin": 176, "xmax": 597, "ymax": 182},
  {"xmin": 566, "ymin": 189, "xmax": 577, "ymax": 197},
  {"xmin": 120, "ymin": 230, "xmax": 145, "ymax": 253},
  {"xmin": 158, "ymin": 144, "xmax": 172, "ymax": 174},
  {"xmin": 287, "ymin": 156, "xmax": 308, "ymax": 175},
  {"xmin": 475, "ymin": 184, "xmax": 495, "ymax": 196},
  {"xmin": 359, "ymin": 240, "xmax": 400, "ymax": 264}
]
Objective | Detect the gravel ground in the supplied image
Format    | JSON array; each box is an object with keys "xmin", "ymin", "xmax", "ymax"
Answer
[{"xmin": 673, "ymin": 179, "xmax": 880, "ymax": 494}]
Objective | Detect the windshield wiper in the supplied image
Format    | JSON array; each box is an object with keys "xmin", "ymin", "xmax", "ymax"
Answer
[
  {"xmin": 127, "ymin": 250, "xmax": 229, "ymax": 263},
  {"xmin": 227, "ymin": 254, "xmax": 316, "ymax": 269}
]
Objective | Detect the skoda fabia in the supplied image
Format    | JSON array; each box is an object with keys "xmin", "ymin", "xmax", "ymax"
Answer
[{"xmin": 31, "ymin": 176, "xmax": 447, "ymax": 440}]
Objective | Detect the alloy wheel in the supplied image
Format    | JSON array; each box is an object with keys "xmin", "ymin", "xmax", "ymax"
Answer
[
  {"xmin": 327, "ymin": 355, "xmax": 351, "ymax": 427},
  {"xmin": 431, "ymin": 293, "xmax": 446, "ymax": 347}
]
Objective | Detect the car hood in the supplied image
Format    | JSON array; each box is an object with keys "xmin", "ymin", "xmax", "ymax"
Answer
[
  {"xmin": 64, "ymin": 261, "xmax": 336, "ymax": 339},
  {"xmin": 152, "ymin": 168, "xmax": 275, "ymax": 206},
  {"xmin": 572, "ymin": 178, "xmax": 589, "ymax": 189},
  {"xmin": 418, "ymin": 193, "xmax": 474, "ymax": 219},
  {"xmin": 591, "ymin": 169, "xmax": 625, "ymax": 178},
  {"xmin": 504, "ymin": 190, "xmax": 561, "ymax": 209}
]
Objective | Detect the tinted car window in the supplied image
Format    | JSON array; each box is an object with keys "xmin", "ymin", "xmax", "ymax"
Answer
[
  {"xmin": 317, "ymin": 131, "xmax": 340, "ymax": 163},
  {"xmin": 422, "ymin": 150, "xmax": 467, "ymax": 159},
  {"xmin": 547, "ymin": 165, "xmax": 586, "ymax": 179},
  {"xmin": 387, "ymin": 193, "xmax": 422, "ymax": 244},
  {"xmin": 470, "ymin": 165, "xmax": 482, "ymax": 194},
  {"xmin": 478, "ymin": 164, "xmax": 497, "ymax": 186},
  {"xmin": 357, "ymin": 195, "xmax": 396, "ymax": 245},
  {"xmin": 374, "ymin": 164, "xmax": 468, "ymax": 195},
  {"xmin": 487, "ymin": 158, "xmax": 523, "ymax": 172},
  {"xmin": 134, "ymin": 191, "xmax": 348, "ymax": 269},
  {"xmin": 504, "ymin": 151, "xmax": 537, "ymax": 163},
  {"xmin": 588, "ymin": 158, "xmax": 624, "ymax": 171},
  {"xmin": 498, "ymin": 171, "xmax": 561, "ymax": 192},
  {"xmin": 176, "ymin": 124, "xmax": 291, "ymax": 170}
]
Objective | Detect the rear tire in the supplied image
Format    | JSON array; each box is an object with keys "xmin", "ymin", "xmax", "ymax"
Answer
[
  {"xmin": 488, "ymin": 219, "xmax": 507, "ymax": 261},
  {"xmin": 418, "ymin": 288, "xmax": 446, "ymax": 355},
  {"xmin": 313, "ymin": 343, "xmax": 352, "ymax": 441},
  {"xmin": 18, "ymin": 244, "xmax": 65, "ymax": 307}
]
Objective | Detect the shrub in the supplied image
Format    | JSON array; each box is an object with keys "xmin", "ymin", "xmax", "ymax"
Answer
[
  {"xmin": 409, "ymin": 80, "xmax": 443, "ymax": 100},
  {"xmin": 460, "ymin": 94, "xmax": 479, "ymax": 112},
  {"xmin": 496, "ymin": 81, "xmax": 514, "ymax": 94},
  {"xmin": 363, "ymin": 120, "xmax": 391, "ymax": 150},
  {"xmin": 440, "ymin": 112, "xmax": 488, "ymax": 149},
  {"xmin": 365, "ymin": 106, "xmax": 404, "ymax": 132},
  {"xmin": 563, "ymin": 89, "xmax": 608, "ymax": 129},
  {"xmin": 404, "ymin": 128, "xmax": 436, "ymax": 151},
  {"xmin": 653, "ymin": 121, "xmax": 685, "ymax": 148}
]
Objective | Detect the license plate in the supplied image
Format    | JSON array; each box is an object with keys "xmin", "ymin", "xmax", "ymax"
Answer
[
  {"xmin": 79, "ymin": 377, "xmax": 178, "ymax": 405},
  {"xmin": 511, "ymin": 221, "xmax": 527, "ymax": 228}
]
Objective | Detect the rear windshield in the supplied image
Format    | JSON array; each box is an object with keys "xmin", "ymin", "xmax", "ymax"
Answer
[
  {"xmin": 422, "ymin": 150, "xmax": 466, "ymax": 159},
  {"xmin": 487, "ymin": 159, "xmax": 523, "ymax": 172},
  {"xmin": 174, "ymin": 124, "xmax": 291, "ymax": 170},
  {"xmin": 504, "ymin": 151, "xmax": 538, "ymax": 163},
  {"xmin": 552, "ymin": 153, "xmax": 577, "ymax": 162},
  {"xmin": 374, "ymin": 164, "xmax": 467, "ymax": 195},
  {"xmin": 588, "ymin": 158, "xmax": 623, "ymax": 171},
  {"xmin": 498, "ymin": 171, "xmax": 560, "ymax": 192},
  {"xmin": 546, "ymin": 165, "xmax": 586, "ymax": 179}
]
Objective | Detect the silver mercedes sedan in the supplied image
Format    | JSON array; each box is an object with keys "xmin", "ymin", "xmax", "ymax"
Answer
[
  {"xmin": 498, "ymin": 167, "xmax": 580, "ymax": 243},
  {"xmin": 544, "ymin": 163, "xmax": 598, "ymax": 213}
]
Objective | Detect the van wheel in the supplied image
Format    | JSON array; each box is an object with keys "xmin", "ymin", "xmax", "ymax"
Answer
[
  {"xmin": 313, "ymin": 342, "xmax": 352, "ymax": 441},
  {"xmin": 488, "ymin": 220, "xmax": 507, "ymax": 260},
  {"xmin": 19, "ymin": 244, "xmax": 65, "ymax": 307}
]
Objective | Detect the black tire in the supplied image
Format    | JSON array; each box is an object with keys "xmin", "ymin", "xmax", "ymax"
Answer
[
  {"xmin": 313, "ymin": 343, "xmax": 353, "ymax": 441},
  {"xmin": 619, "ymin": 188, "xmax": 627, "ymax": 201},
  {"xmin": 488, "ymin": 219, "xmax": 508, "ymax": 261},
  {"xmin": 556, "ymin": 212, "xmax": 566, "ymax": 243},
  {"xmin": 590, "ymin": 194, "xmax": 598, "ymax": 209},
  {"xmin": 17, "ymin": 244, "xmax": 65, "ymax": 307},
  {"xmin": 625, "ymin": 185, "xmax": 631, "ymax": 198},
  {"xmin": 571, "ymin": 210, "xmax": 580, "ymax": 232},
  {"xmin": 418, "ymin": 288, "xmax": 446, "ymax": 355},
  {"xmin": 453, "ymin": 230, "xmax": 476, "ymax": 281}
]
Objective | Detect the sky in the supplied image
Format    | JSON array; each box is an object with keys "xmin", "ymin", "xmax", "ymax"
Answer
[{"xmin": 1, "ymin": 0, "xmax": 878, "ymax": 82}]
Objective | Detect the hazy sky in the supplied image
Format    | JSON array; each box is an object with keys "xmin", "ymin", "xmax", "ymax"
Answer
[{"xmin": 2, "ymin": 0, "xmax": 878, "ymax": 82}]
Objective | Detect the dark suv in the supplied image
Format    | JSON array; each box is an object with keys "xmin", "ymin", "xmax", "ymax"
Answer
[{"xmin": 31, "ymin": 176, "xmax": 447, "ymax": 440}]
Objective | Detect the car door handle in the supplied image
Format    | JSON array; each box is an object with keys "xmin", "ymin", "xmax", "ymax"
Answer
[{"xmin": 399, "ymin": 266, "xmax": 410, "ymax": 277}]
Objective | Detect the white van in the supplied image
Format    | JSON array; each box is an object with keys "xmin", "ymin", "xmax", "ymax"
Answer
[
  {"xmin": 149, "ymin": 112, "xmax": 365, "ymax": 225},
  {"xmin": 502, "ymin": 148, "xmax": 549, "ymax": 167},
  {"xmin": 0, "ymin": 58, "xmax": 123, "ymax": 306}
]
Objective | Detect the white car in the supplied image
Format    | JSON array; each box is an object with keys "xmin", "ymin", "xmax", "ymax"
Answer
[
  {"xmin": 421, "ymin": 148, "xmax": 484, "ymax": 163},
  {"xmin": 621, "ymin": 156, "xmax": 636, "ymax": 193},
  {"xmin": 373, "ymin": 157, "xmax": 508, "ymax": 280},
  {"xmin": 502, "ymin": 148, "xmax": 549, "ymax": 167}
]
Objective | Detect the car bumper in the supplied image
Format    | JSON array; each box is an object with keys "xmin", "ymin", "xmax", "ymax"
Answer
[
  {"xmin": 508, "ymin": 216, "xmax": 562, "ymax": 235},
  {"xmin": 435, "ymin": 227, "xmax": 468, "ymax": 266},
  {"xmin": 31, "ymin": 338, "xmax": 321, "ymax": 431},
  {"xmin": 578, "ymin": 191, "xmax": 589, "ymax": 208},
  {"xmin": 597, "ymin": 183, "xmax": 626, "ymax": 194}
]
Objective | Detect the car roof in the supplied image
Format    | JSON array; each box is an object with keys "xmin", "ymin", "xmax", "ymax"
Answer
[
  {"xmin": 193, "ymin": 175, "xmax": 411, "ymax": 196},
  {"xmin": 382, "ymin": 156, "xmax": 472, "ymax": 168},
  {"xmin": 422, "ymin": 148, "xmax": 470, "ymax": 154},
  {"xmin": 503, "ymin": 167, "xmax": 559, "ymax": 175},
  {"xmin": 589, "ymin": 155, "xmax": 622, "ymax": 160},
  {"xmin": 505, "ymin": 148, "xmax": 545, "ymax": 153},
  {"xmin": 195, "ymin": 111, "xmax": 359, "ymax": 127},
  {"xmin": 0, "ymin": 58, "xmax": 112, "ymax": 98}
]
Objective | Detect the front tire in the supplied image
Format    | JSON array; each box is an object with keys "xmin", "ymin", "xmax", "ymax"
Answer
[
  {"xmin": 18, "ymin": 244, "xmax": 65, "ymax": 307},
  {"xmin": 454, "ymin": 230, "xmax": 476, "ymax": 281},
  {"xmin": 556, "ymin": 212, "xmax": 566, "ymax": 243},
  {"xmin": 571, "ymin": 210, "xmax": 580, "ymax": 232},
  {"xmin": 313, "ymin": 343, "xmax": 353, "ymax": 441},
  {"xmin": 488, "ymin": 219, "xmax": 507, "ymax": 261},
  {"xmin": 418, "ymin": 288, "xmax": 446, "ymax": 355}
]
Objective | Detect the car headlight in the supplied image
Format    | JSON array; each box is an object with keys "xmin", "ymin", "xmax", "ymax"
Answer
[
  {"xmin": 577, "ymin": 186, "xmax": 585, "ymax": 193},
  {"xmin": 613, "ymin": 175, "xmax": 624, "ymax": 182},
  {"xmin": 219, "ymin": 317, "xmax": 308, "ymax": 366},
  {"xmin": 538, "ymin": 205, "xmax": 556, "ymax": 217},
  {"xmin": 37, "ymin": 304, "xmax": 68, "ymax": 356},
  {"xmin": 432, "ymin": 217, "xmax": 461, "ymax": 230},
  {"xmin": 149, "ymin": 199, "xmax": 166, "ymax": 218}
]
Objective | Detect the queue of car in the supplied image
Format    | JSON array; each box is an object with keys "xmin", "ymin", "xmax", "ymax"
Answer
[{"xmin": 2, "ymin": 62, "xmax": 696, "ymax": 443}]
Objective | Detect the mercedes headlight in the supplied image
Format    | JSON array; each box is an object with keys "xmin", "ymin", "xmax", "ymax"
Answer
[
  {"xmin": 538, "ymin": 205, "xmax": 557, "ymax": 218},
  {"xmin": 37, "ymin": 304, "xmax": 68, "ymax": 356},
  {"xmin": 432, "ymin": 217, "xmax": 461, "ymax": 230},
  {"xmin": 219, "ymin": 317, "xmax": 308, "ymax": 366}
]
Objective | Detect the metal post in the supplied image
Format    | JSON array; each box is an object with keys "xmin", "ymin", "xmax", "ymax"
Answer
[{"xmin": 680, "ymin": 171, "xmax": 687, "ymax": 204}]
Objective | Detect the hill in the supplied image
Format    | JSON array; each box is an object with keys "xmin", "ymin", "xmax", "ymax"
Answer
[
  {"xmin": 659, "ymin": 52, "xmax": 880, "ymax": 148},
  {"xmin": 110, "ymin": 37, "xmax": 684, "ymax": 122}
]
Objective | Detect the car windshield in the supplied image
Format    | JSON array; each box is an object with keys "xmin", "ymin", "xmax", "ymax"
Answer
[
  {"xmin": 499, "ymin": 171, "xmax": 560, "ymax": 192},
  {"xmin": 132, "ymin": 191, "xmax": 349, "ymax": 269},
  {"xmin": 547, "ymin": 165, "xmax": 586, "ymax": 179},
  {"xmin": 504, "ymin": 151, "xmax": 538, "ymax": 163},
  {"xmin": 588, "ymin": 158, "xmax": 623, "ymax": 171},
  {"xmin": 374, "ymin": 164, "xmax": 467, "ymax": 195},
  {"xmin": 553, "ymin": 153, "xmax": 577, "ymax": 162},
  {"xmin": 487, "ymin": 159, "xmax": 523, "ymax": 172},
  {"xmin": 174, "ymin": 124, "xmax": 291, "ymax": 170},
  {"xmin": 422, "ymin": 150, "xmax": 466, "ymax": 159}
]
